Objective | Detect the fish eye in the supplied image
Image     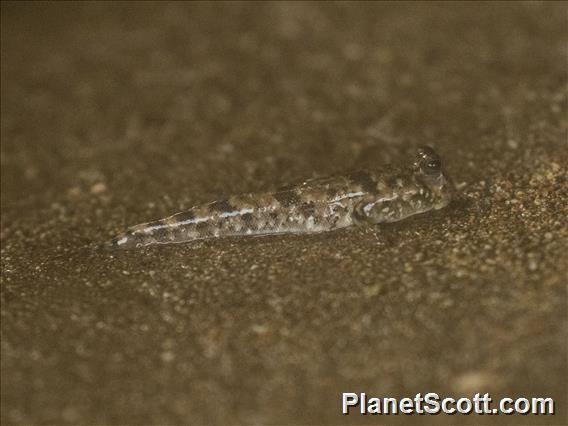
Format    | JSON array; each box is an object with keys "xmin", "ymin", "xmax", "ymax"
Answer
[
  {"xmin": 414, "ymin": 146, "xmax": 443, "ymax": 175},
  {"xmin": 427, "ymin": 159, "xmax": 441, "ymax": 170}
]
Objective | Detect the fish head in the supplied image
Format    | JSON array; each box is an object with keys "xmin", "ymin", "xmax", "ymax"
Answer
[{"xmin": 412, "ymin": 146, "xmax": 454, "ymax": 209}]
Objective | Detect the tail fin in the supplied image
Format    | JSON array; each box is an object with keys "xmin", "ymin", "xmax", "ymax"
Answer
[{"xmin": 105, "ymin": 231, "xmax": 141, "ymax": 250}]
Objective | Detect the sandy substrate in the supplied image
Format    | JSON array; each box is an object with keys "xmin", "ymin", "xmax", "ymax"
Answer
[{"xmin": 1, "ymin": 2, "xmax": 567, "ymax": 424}]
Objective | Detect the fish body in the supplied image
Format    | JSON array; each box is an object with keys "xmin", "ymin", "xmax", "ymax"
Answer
[{"xmin": 109, "ymin": 147, "xmax": 454, "ymax": 249}]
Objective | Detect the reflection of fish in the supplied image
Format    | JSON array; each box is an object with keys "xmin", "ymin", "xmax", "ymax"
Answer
[{"xmin": 108, "ymin": 147, "xmax": 454, "ymax": 249}]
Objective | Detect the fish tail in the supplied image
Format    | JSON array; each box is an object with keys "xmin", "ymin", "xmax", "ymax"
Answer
[{"xmin": 107, "ymin": 207, "xmax": 205, "ymax": 249}]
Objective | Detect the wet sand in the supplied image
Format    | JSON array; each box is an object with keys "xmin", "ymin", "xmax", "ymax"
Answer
[{"xmin": 1, "ymin": 2, "xmax": 567, "ymax": 424}]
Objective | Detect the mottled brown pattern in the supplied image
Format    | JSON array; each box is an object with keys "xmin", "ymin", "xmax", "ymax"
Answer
[
  {"xmin": 298, "ymin": 201, "xmax": 317, "ymax": 220},
  {"xmin": 108, "ymin": 147, "xmax": 454, "ymax": 249},
  {"xmin": 347, "ymin": 170, "xmax": 378, "ymax": 194},
  {"xmin": 273, "ymin": 189, "xmax": 301, "ymax": 207},
  {"xmin": 169, "ymin": 209, "xmax": 195, "ymax": 224},
  {"xmin": 208, "ymin": 199, "xmax": 234, "ymax": 213}
]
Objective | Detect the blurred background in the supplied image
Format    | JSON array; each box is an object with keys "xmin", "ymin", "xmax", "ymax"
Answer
[{"xmin": 1, "ymin": 2, "xmax": 566, "ymax": 424}]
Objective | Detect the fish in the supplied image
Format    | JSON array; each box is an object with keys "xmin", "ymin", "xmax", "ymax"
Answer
[{"xmin": 107, "ymin": 146, "xmax": 454, "ymax": 249}]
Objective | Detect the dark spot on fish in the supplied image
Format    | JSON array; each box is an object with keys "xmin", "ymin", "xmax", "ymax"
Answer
[
  {"xmin": 241, "ymin": 212, "xmax": 256, "ymax": 230},
  {"xmin": 274, "ymin": 189, "xmax": 301, "ymax": 207},
  {"xmin": 195, "ymin": 222, "xmax": 210, "ymax": 233},
  {"xmin": 386, "ymin": 174, "xmax": 402, "ymax": 189},
  {"xmin": 241, "ymin": 212, "xmax": 254, "ymax": 222},
  {"xmin": 298, "ymin": 201, "xmax": 316, "ymax": 218},
  {"xmin": 152, "ymin": 227, "xmax": 171, "ymax": 241},
  {"xmin": 349, "ymin": 170, "xmax": 377, "ymax": 194},
  {"xmin": 268, "ymin": 212, "xmax": 282, "ymax": 227},
  {"xmin": 352, "ymin": 201, "xmax": 367, "ymax": 223},
  {"xmin": 326, "ymin": 186, "xmax": 340, "ymax": 198}
]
